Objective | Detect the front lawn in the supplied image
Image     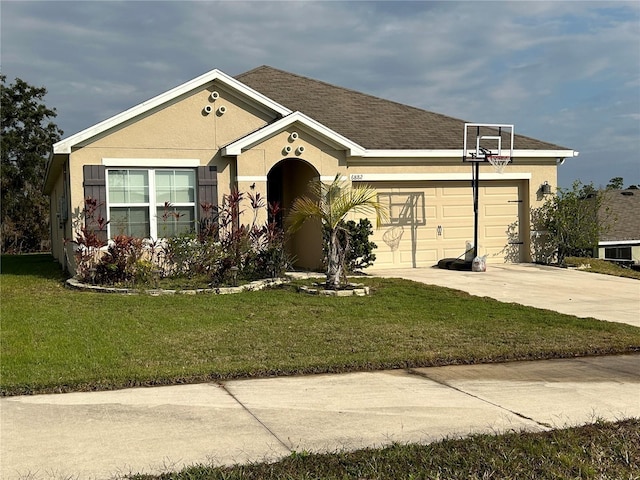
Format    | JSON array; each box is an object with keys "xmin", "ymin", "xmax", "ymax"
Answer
[
  {"xmin": 564, "ymin": 256, "xmax": 640, "ymax": 280},
  {"xmin": 2, "ymin": 254, "xmax": 640, "ymax": 396}
]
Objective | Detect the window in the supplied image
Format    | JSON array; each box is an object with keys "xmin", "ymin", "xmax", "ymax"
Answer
[
  {"xmin": 107, "ymin": 169, "xmax": 196, "ymax": 239},
  {"xmin": 604, "ymin": 246, "xmax": 632, "ymax": 261}
]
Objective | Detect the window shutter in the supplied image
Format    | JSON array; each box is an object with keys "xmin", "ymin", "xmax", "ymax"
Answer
[
  {"xmin": 198, "ymin": 165, "xmax": 218, "ymax": 211},
  {"xmin": 82, "ymin": 165, "xmax": 108, "ymax": 242}
]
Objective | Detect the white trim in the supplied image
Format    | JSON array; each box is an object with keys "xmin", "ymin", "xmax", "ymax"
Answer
[
  {"xmin": 348, "ymin": 172, "xmax": 531, "ymax": 182},
  {"xmin": 53, "ymin": 69, "xmax": 292, "ymax": 154},
  {"xmin": 319, "ymin": 175, "xmax": 348, "ymax": 182},
  {"xmin": 599, "ymin": 240, "xmax": 640, "ymax": 246},
  {"xmin": 236, "ymin": 176, "xmax": 268, "ymax": 182},
  {"xmin": 362, "ymin": 149, "xmax": 578, "ymax": 159},
  {"xmin": 222, "ymin": 111, "xmax": 366, "ymax": 157},
  {"xmin": 363, "ymin": 149, "xmax": 461, "ymax": 158},
  {"xmin": 106, "ymin": 167, "xmax": 197, "ymax": 240},
  {"xmin": 103, "ymin": 158, "xmax": 200, "ymax": 167}
]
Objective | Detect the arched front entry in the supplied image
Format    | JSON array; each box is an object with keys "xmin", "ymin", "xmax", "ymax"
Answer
[{"xmin": 267, "ymin": 158, "xmax": 323, "ymax": 270}]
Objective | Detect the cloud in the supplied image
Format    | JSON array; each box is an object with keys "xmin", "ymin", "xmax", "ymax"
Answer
[{"xmin": 1, "ymin": 0, "xmax": 638, "ymax": 186}]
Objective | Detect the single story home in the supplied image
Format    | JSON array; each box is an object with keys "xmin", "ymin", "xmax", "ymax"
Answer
[
  {"xmin": 44, "ymin": 65, "xmax": 578, "ymax": 273},
  {"xmin": 597, "ymin": 188, "xmax": 640, "ymax": 264}
]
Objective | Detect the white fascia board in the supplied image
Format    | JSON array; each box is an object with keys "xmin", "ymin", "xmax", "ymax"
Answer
[
  {"xmin": 513, "ymin": 149, "xmax": 579, "ymax": 159},
  {"xmin": 53, "ymin": 69, "xmax": 292, "ymax": 154},
  {"xmin": 599, "ymin": 240, "xmax": 640, "ymax": 246},
  {"xmin": 349, "ymin": 172, "xmax": 531, "ymax": 182},
  {"xmin": 102, "ymin": 158, "xmax": 201, "ymax": 167},
  {"xmin": 363, "ymin": 149, "xmax": 579, "ymax": 159},
  {"xmin": 222, "ymin": 111, "xmax": 366, "ymax": 157},
  {"xmin": 363, "ymin": 150, "xmax": 462, "ymax": 158}
]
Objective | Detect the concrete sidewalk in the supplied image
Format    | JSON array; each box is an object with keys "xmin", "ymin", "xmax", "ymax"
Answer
[
  {"xmin": 2, "ymin": 355, "xmax": 639, "ymax": 479},
  {"xmin": 371, "ymin": 263, "xmax": 640, "ymax": 327}
]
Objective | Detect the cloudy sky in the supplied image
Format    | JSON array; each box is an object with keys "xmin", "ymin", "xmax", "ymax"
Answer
[{"xmin": 2, "ymin": 1, "xmax": 638, "ymax": 188}]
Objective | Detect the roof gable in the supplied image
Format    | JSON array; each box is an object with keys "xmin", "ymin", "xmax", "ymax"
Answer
[
  {"xmin": 53, "ymin": 69, "xmax": 291, "ymax": 154},
  {"xmin": 222, "ymin": 111, "xmax": 365, "ymax": 157}
]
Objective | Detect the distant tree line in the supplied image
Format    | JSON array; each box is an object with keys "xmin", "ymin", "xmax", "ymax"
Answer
[{"xmin": 1, "ymin": 75, "xmax": 63, "ymax": 253}]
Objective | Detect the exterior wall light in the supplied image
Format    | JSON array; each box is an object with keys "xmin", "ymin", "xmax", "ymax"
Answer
[{"xmin": 541, "ymin": 181, "xmax": 552, "ymax": 195}]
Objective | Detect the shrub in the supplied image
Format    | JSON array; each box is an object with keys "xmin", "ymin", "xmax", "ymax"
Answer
[
  {"xmin": 72, "ymin": 191, "xmax": 291, "ymax": 287},
  {"xmin": 70, "ymin": 197, "xmax": 109, "ymax": 282},
  {"xmin": 94, "ymin": 235, "xmax": 145, "ymax": 285},
  {"xmin": 161, "ymin": 192, "xmax": 291, "ymax": 286},
  {"xmin": 531, "ymin": 181, "xmax": 613, "ymax": 264},
  {"xmin": 323, "ymin": 218, "xmax": 377, "ymax": 274}
]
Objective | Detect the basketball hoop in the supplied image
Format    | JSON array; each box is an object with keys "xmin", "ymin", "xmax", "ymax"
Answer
[{"xmin": 487, "ymin": 155, "xmax": 511, "ymax": 174}]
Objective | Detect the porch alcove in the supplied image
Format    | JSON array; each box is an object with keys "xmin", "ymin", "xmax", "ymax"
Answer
[{"xmin": 267, "ymin": 158, "xmax": 323, "ymax": 271}]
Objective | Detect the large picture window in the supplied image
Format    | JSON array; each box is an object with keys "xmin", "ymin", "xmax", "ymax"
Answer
[{"xmin": 107, "ymin": 169, "xmax": 196, "ymax": 239}]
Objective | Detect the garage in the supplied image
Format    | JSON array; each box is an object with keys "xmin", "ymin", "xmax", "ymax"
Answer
[{"xmin": 365, "ymin": 180, "xmax": 525, "ymax": 268}]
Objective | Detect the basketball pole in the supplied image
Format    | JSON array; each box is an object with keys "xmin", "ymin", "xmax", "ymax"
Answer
[{"xmin": 472, "ymin": 160, "xmax": 479, "ymax": 259}]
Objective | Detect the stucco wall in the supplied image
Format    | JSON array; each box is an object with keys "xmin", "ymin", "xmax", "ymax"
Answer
[{"xmin": 66, "ymin": 81, "xmax": 277, "ymax": 225}]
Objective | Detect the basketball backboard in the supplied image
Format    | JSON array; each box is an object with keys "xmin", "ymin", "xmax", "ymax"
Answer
[{"xmin": 463, "ymin": 123, "xmax": 514, "ymax": 162}]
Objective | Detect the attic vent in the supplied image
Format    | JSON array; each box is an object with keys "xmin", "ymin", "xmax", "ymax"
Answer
[{"xmin": 621, "ymin": 191, "xmax": 634, "ymax": 196}]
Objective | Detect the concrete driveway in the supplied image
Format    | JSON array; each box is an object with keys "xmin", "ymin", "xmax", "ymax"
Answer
[{"xmin": 371, "ymin": 263, "xmax": 640, "ymax": 328}]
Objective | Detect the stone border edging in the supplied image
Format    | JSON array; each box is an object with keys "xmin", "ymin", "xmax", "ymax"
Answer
[
  {"xmin": 65, "ymin": 277, "xmax": 288, "ymax": 295},
  {"xmin": 298, "ymin": 283, "xmax": 370, "ymax": 297}
]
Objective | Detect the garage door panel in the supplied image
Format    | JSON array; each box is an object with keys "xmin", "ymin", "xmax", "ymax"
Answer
[
  {"xmin": 484, "ymin": 225, "xmax": 511, "ymax": 239},
  {"xmin": 442, "ymin": 226, "xmax": 473, "ymax": 239},
  {"xmin": 417, "ymin": 249, "xmax": 439, "ymax": 263},
  {"xmin": 482, "ymin": 186, "xmax": 516, "ymax": 196},
  {"xmin": 441, "ymin": 205, "xmax": 473, "ymax": 218},
  {"xmin": 484, "ymin": 204, "xmax": 518, "ymax": 217}
]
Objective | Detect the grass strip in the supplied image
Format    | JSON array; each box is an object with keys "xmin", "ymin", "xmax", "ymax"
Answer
[
  {"xmin": 2, "ymin": 254, "xmax": 640, "ymax": 396},
  {"xmin": 564, "ymin": 256, "xmax": 640, "ymax": 280},
  {"xmin": 128, "ymin": 419, "xmax": 640, "ymax": 479}
]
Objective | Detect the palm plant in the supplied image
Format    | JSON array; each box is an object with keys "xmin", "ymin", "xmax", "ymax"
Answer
[{"xmin": 287, "ymin": 174, "xmax": 387, "ymax": 289}]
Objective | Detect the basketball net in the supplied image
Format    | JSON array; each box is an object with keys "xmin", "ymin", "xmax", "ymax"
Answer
[{"xmin": 487, "ymin": 155, "xmax": 510, "ymax": 174}]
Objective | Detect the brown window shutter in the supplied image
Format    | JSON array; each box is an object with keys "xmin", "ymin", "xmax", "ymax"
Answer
[
  {"xmin": 198, "ymin": 165, "xmax": 218, "ymax": 211},
  {"xmin": 82, "ymin": 165, "xmax": 108, "ymax": 242}
]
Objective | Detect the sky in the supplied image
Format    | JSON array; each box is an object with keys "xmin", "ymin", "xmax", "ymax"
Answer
[{"xmin": 2, "ymin": 0, "xmax": 639, "ymax": 189}]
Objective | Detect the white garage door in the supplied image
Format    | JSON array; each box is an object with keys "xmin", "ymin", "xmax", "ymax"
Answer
[{"xmin": 370, "ymin": 180, "xmax": 523, "ymax": 268}]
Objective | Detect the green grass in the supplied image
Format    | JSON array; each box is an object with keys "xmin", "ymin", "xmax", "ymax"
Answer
[
  {"xmin": 565, "ymin": 256, "xmax": 640, "ymax": 280},
  {"xmin": 2, "ymin": 254, "xmax": 640, "ymax": 396},
  {"xmin": 128, "ymin": 419, "xmax": 640, "ymax": 479}
]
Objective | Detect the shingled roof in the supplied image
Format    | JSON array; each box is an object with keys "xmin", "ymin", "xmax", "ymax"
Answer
[
  {"xmin": 600, "ymin": 189, "xmax": 640, "ymax": 242},
  {"xmin": 236, "ymin": 65, "xmax": 567, "ymax": 151}
]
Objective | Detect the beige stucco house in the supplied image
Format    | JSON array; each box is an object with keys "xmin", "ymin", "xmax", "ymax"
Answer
[{"xmin": 44, "ymin": 66, "xmax": 578, "ymax": 273}]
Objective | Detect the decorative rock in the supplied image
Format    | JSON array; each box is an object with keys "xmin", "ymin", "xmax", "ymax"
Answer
[
  {"xmin": 65, "ymin": 277, "xmax": 288, "ymax": 295},
  {"xmin": 298, "ymin": 283, "xmax": 370, "ymax": 297}
]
